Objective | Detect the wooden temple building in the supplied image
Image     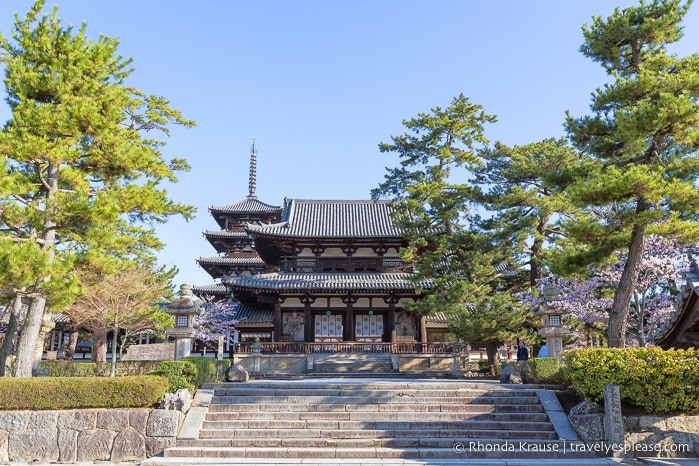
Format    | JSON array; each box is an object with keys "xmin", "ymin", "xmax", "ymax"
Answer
[{"xmin": 192, "ymin": 144, "xmax": 450, "ymax": 353}]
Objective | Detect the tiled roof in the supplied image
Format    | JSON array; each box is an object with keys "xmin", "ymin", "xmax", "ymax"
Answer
[
  {"xmin": 197, "ymin": 256, "xmax": 265, "ymax": 266},
  {"xmin": 653, "ymin": 269, "xmax": 699, "ymax": 348},
  {"xmin": 191, "ymin": 284, "xmax": 229, "ymax": 297},
  {"xmin": 246, "ymin": 199, "xmax": 404, "ymax": 239},
  {"xmin": 210, "ymin": 196, "xmax": 281, "ymax": 214},
  {"xmin": 203, "ymin": 230, "xmax": 249, "ymax": 240},
  {"xmin": 224, "ymin": 272, "xmax": 431, "ymax": 292},
  {"xmin": 233, "ymin": 302, "xmax": 274, "ymax": 324},
  {"xmin": 425, "ymin": 312, "xmax": 450, "ymax": 325}
]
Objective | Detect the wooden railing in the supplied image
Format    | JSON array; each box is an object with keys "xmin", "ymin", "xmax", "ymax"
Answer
[{"xmin": 233, "ymin": 341, "xmax": 454, "ymax": 354}]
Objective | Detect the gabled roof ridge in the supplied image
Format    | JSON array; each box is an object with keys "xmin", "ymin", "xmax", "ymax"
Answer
[
  {"xmin": 285, "ymin": 198, "xmax": 394, "ymax": 204},
  {"xmin": 210, "ymin": 196, "xmax": 282, "ymax": 212}
]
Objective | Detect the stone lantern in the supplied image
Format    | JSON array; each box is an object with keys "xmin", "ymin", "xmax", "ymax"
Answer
[
  {"xmin": 165, "ymin": 284, "xmax": 201, "ymax": 360},
  {"xmin": 537, "ymin": 283, "xmax": 569, "ymax": 360}
]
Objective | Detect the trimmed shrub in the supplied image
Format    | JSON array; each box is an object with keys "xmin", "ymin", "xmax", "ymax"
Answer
[
  {"xmin": 41, "ymin": 361, "xmax": 99, "ymax": 377},
  {"xmin": 0, "ymin": 376, "xmax": 168, "ymax": 410},
  {"xmin": 147, "ymin": 361, "xmax": 197, "ymax": 393},
  {"xmin": 528, "ymin": 357, "xmax": 565, "ymax": 384},
  {"xmin": 565, "ymin": 347, "xmax": 699, "ymax": 414},
  {"xmin": 182, "ymin": 357, "xmax": 217, "ymax": 388},
  {"xmin": 41, "ymin": 360, "xmax": 167, "ymax": 377}
]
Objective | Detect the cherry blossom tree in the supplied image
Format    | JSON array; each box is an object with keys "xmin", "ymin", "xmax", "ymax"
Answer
[
  {"xmin": 193, "ymin": 302, "xmax": 239, "ymax": 347},
  {"xmin": 521, "ymin": 235, "xmax": 688, "ymax": 347}
]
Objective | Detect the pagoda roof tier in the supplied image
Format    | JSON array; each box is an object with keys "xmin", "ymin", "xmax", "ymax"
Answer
[
  {"xmin": 210, "ymin": 196, "xmax": 281, "ymax": 214},
  {"xmin": 197, "ymin": 256, "xmax": 267, "ymax": 279},
  {"xmin": 191, "ymin": 284, "xmax": 229, "ymax": 299},
  {"xmin": 209, "ymin": 196, "xmax": 283, "ymax": 229},
  {"xmin": 246, "ymin": 199, "xmax": 405, "ymax": 240},
  {"xmin": 198, "ymin": 256, "xmax": 266, "ymax": 266},
  {"xmin": 203, "ymin": 230, "xmax": 249, "ymax": 240},
  {"xmin": 203, "ymin": 230, "xmax": 252, "ymax": 253},
  {"xmin": 223, "ymin": 271, "xmax": 431, "ymax": 294}
]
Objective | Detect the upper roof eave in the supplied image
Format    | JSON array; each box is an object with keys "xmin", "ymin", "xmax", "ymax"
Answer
[{"xmin": 209, "ymin": 196, "xmax": 282, "ymax": 214}]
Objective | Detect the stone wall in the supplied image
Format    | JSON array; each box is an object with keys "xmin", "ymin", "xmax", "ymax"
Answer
[
  {"xmin": 233, "ymin": 354, "xmax": 307, "ymax": 375},
  {"xmin": 623, "ymin": 415, "xmax": 699, "ymax": 458},
  {"xmin": 0, "ymin": 408, "xmax": 182, "ymax": 463},
  {"xmin": 569, "ymin": 409, "xmax": 699, "ymax": 458},
  {"xmin": 122, "ymin": 342, "xmax": 175, "ymax": 361}
]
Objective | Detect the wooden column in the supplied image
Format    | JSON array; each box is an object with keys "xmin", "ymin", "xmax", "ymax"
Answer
[
  {"xmin": 386, "ymin": 294, "xmax": 399, "ymax": 343},
  {"xmin": 343, "ymin": 295, "xmax": 357, "ymax": 341},
  {"xmin": 273, "ymin": 300, "xmax": 282, "ymax": 342},
  {"xmin": 420, "ymin": 316, "xmax": 427, "ymax": 343},
  {"xmin": 302, "ymin": 294, "xmax": 314, "ymax": 343}
]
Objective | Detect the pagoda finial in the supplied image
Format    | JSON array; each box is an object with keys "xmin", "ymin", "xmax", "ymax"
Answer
[{"xmin": 248, "ymin": 140, "xmax": 257, "ymax": 198}]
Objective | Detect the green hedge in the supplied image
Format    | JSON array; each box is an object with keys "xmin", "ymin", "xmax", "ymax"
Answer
[
  {"xmin": 182, "ymin": 357, "xmax": 218, "ymax": 388},
  {"xmin": 41, "ymin": 360, "xmax": 162, "ymax": 377},
  {"xmin": 564, "ymin": 348, "xmax": 699, "ymax": 414},
  {"xmin": 0, "ymin": 376, "xmax": 168, "ymax": 410},
  {"xmin": 528, "ymin": 357, "xmax": 566, "ymax": 384},
  {"xmin": 147, "ymin": 361, "xmax": 197, "ymax": 393}
]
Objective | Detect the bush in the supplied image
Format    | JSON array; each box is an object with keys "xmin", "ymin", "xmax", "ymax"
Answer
[
  {"xmin": 0, "ymin": 376, "xmax": 168, "ymax": 410},
  {"xmin": 528, "ymin": 357, "xmax": 566, "ymax": 384},
  {"xmin": 41, "ymin": 360, "xmax": 168, "ymax": 377},
  {"xmin": 564, "ymin": 347, "xmax": 699, "ymax": 414},
  {"xmin": 182, "ymin": 357, "xmax": 218, "ymax": 388},
  {"xmin": 147, "ymin": 361, "xmax": 197, "ymax": 393}
]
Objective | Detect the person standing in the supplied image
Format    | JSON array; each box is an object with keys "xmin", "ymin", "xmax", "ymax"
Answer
[
  {"xmin": 517, "ymin": 339, "xmax": 529, "ymax": 361},
  {"xmin": 516, "ymin": 338, "xmax": 529, "ymax": 382}
]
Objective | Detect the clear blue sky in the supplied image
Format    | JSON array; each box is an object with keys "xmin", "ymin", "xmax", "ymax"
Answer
[{"xmin": 1, "ymin": 1, "xmax": 697, "ymax": 289}]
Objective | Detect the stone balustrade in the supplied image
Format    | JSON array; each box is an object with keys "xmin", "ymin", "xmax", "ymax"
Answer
[{"xmin": 0, "ymin": 408, "xmax": 182, "ymax": 463}]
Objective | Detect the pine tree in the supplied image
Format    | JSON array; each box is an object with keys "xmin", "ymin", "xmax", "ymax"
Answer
[
  {"xmin": 0, "ymin": 1, "xmax": 195, "ymax": 376},
  {"xmin": 473, "ymin": 138, "xmax": 579, "ymax": 289},
  {"xmin": 562, "ymin": 0, "xmax": 699, "ymax": 347}
]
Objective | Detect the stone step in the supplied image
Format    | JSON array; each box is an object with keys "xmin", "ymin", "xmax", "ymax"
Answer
[
  {"xmin": 197, "ymin": 427, "xmax": 558, "ymax": 440},
  {"xmin": 162, "ymin": 380, "xmax": 585, "ymax": 461},
  {"xmin": 210, "ymin": 387, "xmax": 540, "ymax": 398},
  {"xmin": 164, "ymin": 443, "xmax": 594, "ymax": 459},
  {"xmin": 204, "ymin": 410, "xmax": 550, "ymax": 422},
  {"xmin": 176, "ymin": 437, "xmax": 572, "ymax": 449},
  {"xmin": 209, "ymin": 395, "xmax": 542, "ymax": 406},
  {"xmin": 203, "ymin": 381, "xmax": 556, "ymax": 390},
  {"xmin": 208, "ymin": 403, "xmax": 544, "ymax": 420},
  {"xmin": 200, "ymin": 419, "xmax": 555, "ymax": 432}
]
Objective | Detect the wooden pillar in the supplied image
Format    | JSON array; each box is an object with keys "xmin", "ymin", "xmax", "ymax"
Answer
[
  {"xmin": 343, "ymin": 295, "xmax": 357, "ymax": 342},
  {"xmin": 386, "ymin": 294, "xmax": 398, "ymax": 343},
  {"xmin": 302, "ymin": 294, "xmax": 314, "ymax": 343},
  {"xmin": 420, "ymin": 316, "xmax": 427, "ymax": 343},
  {"xmin": 273, "ymin": 300, "xmax": 282, "ymax": 342}
]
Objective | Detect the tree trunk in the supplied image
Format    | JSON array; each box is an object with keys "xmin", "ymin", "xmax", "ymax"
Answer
[
  {"xmin": 109, "ymin": 329, "xmax": 118, "ymax": 377},
  {"xmin": 66, "ymin": 331, "xmax": 79, "ymax": 360},
  {"xmin": 529, "ymin": 216, "xmax": 549, "ymax": 289},
  {"xmin": 13, "ymin": 163, "xmax": 59, "ymax": 377},
  {"xmin": 485, "ymin": 341, "xmax": 499, "ymax": 376},
  {"xmin": 13, "ymin": 294, "xmax": 47, "ymax": 377},
  {"xmin": 92, "ymin": 326, "xmax": 107, "ymax": 363},
  {"xmin": 33, "ymin": 313, "xmax": 55, "ymax": 372},
  {"xmin": 608, "ymin": 224, "xmax": 646, "ymax": 347},
  {"xmin": 0, "ymin": 293, "xmax": 23, "ymax": 376}
]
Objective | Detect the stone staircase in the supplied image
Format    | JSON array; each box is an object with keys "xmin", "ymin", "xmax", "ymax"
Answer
[
  {"xmin": 309, "ymin": 353, "xmax": 396, "ymax": 375},
  {"xmin": 154, "ymin": 380, "xmax": 596, "ymax": 462}
]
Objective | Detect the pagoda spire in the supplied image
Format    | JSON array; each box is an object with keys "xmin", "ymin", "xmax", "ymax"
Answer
[{"xmin": 248, "ymin": 140, "xmax": 257, "ymax": 198}]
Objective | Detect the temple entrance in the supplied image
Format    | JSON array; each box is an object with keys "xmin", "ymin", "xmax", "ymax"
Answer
[
  {"xmin": 314, "ymin": 313, "xmax": 343, "ymax": 342},
  {"xmin": 354, "ymin": 312, "xmax": 385, "ymax": 342}
]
